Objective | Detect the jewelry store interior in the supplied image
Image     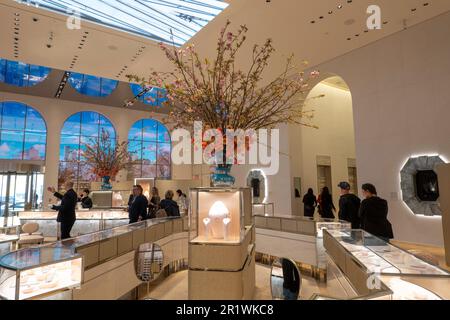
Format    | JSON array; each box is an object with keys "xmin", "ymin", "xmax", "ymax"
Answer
[{"xmin": 1, "ymin": 0, "xmax": 450, "ymax": 301}]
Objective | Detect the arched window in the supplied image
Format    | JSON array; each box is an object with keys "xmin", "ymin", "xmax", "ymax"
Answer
[
  {"xmin": 68, "ymin": 72, "xmax": 118, "ymax": 97},
  {"xmin": 128, "ymin": 119, "xmax": 171, "ymax": 179},
  {"xmin": 0, "ymin": 101, "xmax": 47, "ymax": 160},
  {"xmin": 59, "ymin": 111, "xmax": 116, "ymax": 188},
  {"xmin": 0, "ymin": 59, "xmax": 51, "ymax": 87},
  {"xmin": 129, "ymin": 84, "xmax": 167, "ymax": 107}
]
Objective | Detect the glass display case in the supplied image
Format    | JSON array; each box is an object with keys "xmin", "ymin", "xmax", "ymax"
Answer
[
  {"xmin": 0, "ymin": 226, "xmax": 19, "ymax": 256},
  {"xmin": 323, "ymin": 229, "xmax": 450, "ymax": 300},
  {"xmin": 325, "ymin": 229, "xmax": 448, "ymax": 275},
  {"xmin": 189, "ymin": 187, "xmax": 250, "ymax": 244},
  {"xmin": 0, "ymin": 247, "xmax": 83, "ymax": 300},
  {"xmin": 19, "ymin": 210, "xmax": 129, "ymax": 237},
  {"xmin": 252, "ymin": 203, "xmax": 274, "ymax": 216},
  {"xmin": 90, "ymin": 190, "xmax": 130, "ymax": 208}
]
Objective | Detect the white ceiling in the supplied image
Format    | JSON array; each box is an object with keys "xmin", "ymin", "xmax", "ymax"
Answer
[{"xmin": 1, "ymin": 0, "xmax": 449, "ymax": 82}]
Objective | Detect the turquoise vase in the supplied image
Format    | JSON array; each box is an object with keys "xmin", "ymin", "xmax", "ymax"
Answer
[
  {"xmin": 211, "ymin": 164, "xmax": 235, "ymax": 187},
  {"xmin": 101, "ymin": 176, "xmax": 113, "ymax": 190}
]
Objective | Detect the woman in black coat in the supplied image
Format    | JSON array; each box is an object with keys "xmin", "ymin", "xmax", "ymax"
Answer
[
  {"xmin": 318, "ymin": 187, "xmax": 336, "ymax": 219},
  {"xmin": 302, "ymin": 188, "xmax": 317, "ymax": 217},
  {"xmin": 359, "ymin": 183, "xmax": 394, "ymax": 241}
]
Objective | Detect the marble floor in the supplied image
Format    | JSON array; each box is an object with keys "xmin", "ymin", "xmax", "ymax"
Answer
[{"xmin": 146, "ymin": 263, "xmax": 329, "ymax": 300}]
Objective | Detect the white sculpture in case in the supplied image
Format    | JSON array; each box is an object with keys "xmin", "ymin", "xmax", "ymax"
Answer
[{"xmin": 208, "ymin": 201, "xmax": 230, "ymax": 239}]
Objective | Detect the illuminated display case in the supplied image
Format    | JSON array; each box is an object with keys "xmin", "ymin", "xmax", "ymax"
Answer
[
  {"xmin": 189, "ymin": 187, "xmax": 252, "ymax": 244},
  {"xmin": 90, "ymin": 191, "xmax": 129, "ymax": 208},
  {"xmin": 0, "ymin": 247, "xmax": 83, "ymax": 300},
  {"xmin": 323, "ymin": 229, "xmax": 450, "ymax": 300},
  {"xmin": 188, "ymin": 187, "xmax": 255, "ymax": 300}
]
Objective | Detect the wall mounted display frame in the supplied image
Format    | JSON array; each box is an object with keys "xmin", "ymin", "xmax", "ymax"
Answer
[{"xmin": 246, "ymin": 170, "xmax": 267, "ymax": 204}]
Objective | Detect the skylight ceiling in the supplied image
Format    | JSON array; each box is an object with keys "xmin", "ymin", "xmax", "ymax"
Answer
[{"xmin": 19, "ymin": 0, "xmax": 229, "ymax": 46}]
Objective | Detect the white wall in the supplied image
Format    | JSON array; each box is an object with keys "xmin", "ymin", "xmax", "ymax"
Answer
[
  {"xmin": 289, "ymin": 82, "xmax": 355, "ymax": 216},
  {"xmin": 299, "ymin": 12, "xmax": 450, "ymax": 246}
]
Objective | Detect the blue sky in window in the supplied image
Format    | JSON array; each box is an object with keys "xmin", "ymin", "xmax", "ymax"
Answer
[
  {"xmin": 0, "ymin": 59, "xmax": 50, "ymax": 87},
  {"xmin": 0, "ymin": 102, "xmax": 47, "ymax": 160},
  {"xmin": 26, "ymin": 0, "xmax": 229, "ymax": 47},
  {"xmin": 127, "ymin": 118, "xmax": 171, "ymax": 178},
  {"xmin": 0, "ymin": 131, "xmax": 24, "ymax": 160},
  {"xmin": 68, "ymin": 73, "xmax": 118, "ymax": 97},
  {"xmin": 59, "ymin": 111, "xmax": 116, "ymax": 183},
  {"xmin": 130, "ymin": 84, "xmax": 168, "ymax": 107}
]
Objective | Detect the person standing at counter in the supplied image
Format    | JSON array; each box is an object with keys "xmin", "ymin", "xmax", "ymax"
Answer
[
  {"xmin": 176, "ymin": 189, "xmax": 189, "ymax": 216},
  {"xmin": 160, "ymin": 190, "xmax": 180, "ymax": 217},
  {"xmin": 78, "ymin": 188, "xmax": 93, "ymax": 209},
  {"xmin": 148, "ymin": 187, "xmax": 161, "ymax": 219},
  {"xmin": 47, "ymin": 181, "xmax": 78, "ymax": 240},
  {"xmin": 359, "ymin": 183, "xmax": 394, "ymax": 242},
  {"xmin": 337, "ymin": 182, "xmax": 361, "ymax": 228},
  {"xmin": 129, "ymin": 185, "xmax": 148, "ymax": 223}
]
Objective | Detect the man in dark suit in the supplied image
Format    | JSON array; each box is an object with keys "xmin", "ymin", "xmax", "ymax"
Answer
[
  {"xmin": 128, "ymin": 185, "xmax": 148, "ymax": 224},
  {"xmin": 48, "ymin": 181, "xmax": 78, "ymax": 240}
]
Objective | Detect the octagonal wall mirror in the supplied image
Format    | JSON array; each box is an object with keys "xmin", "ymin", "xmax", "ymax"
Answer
[
  {"xmin": 400, "ymin": 155, "xmax": 445, "ymax": 216},
  {"xmin": 271, "ymin": 258, "xmax": 301, "ymax": 300},
  {"xmin": 134, "ymin": 243, "xmax": 164, "ymax": 282}
]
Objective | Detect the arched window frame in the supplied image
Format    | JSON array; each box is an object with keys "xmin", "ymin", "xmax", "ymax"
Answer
[
  {"xmin": 0, "ymin": 101, "xmax": 47, "ymax": 161},
  {"xmin": 128, "ymin": 119, "xmax": 171, "ymax": 179},
  {"xmin": 59, "ymin": 111, "xmax": 116, "ymax": 189}
]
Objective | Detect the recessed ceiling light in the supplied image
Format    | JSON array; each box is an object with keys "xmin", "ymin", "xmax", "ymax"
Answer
[
  {"xmin": 337, "ymin": 4, "xmax": 343, "ymax": 9},
  {"xmin": 383, "ymin": 21, "xmax": 388, "ymax": 25},
  {"xmin": 14, "ymin": 13, "xmax": 20, "ymax": 16},
  {"xmin": 14, "ymin": 18, "xmax": 20, "ymax": 21},
  {"xmin": 347, "ymin": 0, "xmax": 352, "ymax": 3},
  {"xmin": 319, "ymin": 16, "xmax": 324, "ymax": 19},
  {"xmin": 311, "ymin": 20, "xmax": 316, "ymax": 24},
  {"xmin": 344, "ymin": 18, "xmax": 355, "ymax": 25},
  {"xmin": 328, "ymin": 11, "xmax": 333, "ymax": 14},
  {"xmin": 423, "ymin": 3, "xmax": 429, "ymax": 6},
  {"xmin": 411, "ymin": 8, "xmax": 417, "ymax": 12},
  {"xmin": 347, "ymin": 37, "xmax": 351, "ymax": 40}
]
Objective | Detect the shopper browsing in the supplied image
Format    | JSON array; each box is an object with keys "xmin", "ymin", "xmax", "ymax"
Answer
[
  {"xmin": 359, "ymin": 183, "xmax": 394, "ymax": 241},
  {"xmin": 337, "ymin": 182, "xmax": 361, "ymax": 228},
  {"xmin": 128, "ymin": 185, "xmax": 149, "ymax": 223},
  {"xmin": 302, "ymin": 188, "xmax": 317, "ymax": 218}
]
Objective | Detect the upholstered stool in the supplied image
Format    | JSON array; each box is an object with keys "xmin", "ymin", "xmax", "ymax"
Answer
[{"xmin": 18, "ymin": 223, "xmax": 45, "ymax": 248}]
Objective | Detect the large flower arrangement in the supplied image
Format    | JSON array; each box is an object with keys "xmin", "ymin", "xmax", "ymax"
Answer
[
  {"xmin": 82, "ymin": 129, "xmax": 132, "ymax": 180},
  {"xmin": 127, "ymin": 20, "xmax": 322, "ymax": 166}
]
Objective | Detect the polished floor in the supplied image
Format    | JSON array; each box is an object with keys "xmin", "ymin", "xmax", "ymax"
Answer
[{"xmin": 146, "ymin": 264, "xmax": 328, "ymax": 300}]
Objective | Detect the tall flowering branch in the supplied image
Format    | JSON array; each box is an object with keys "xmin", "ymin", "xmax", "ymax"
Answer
[
  {"xmin": 127, "ymin": 20, "xmax": 321, "ymax": 133},
  {"xmin": 82, "ymin": 129, "xmax": 133, "ymax": 179}
]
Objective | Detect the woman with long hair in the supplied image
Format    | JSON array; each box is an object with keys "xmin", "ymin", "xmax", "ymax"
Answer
[
  {"xmin": 148, "ymin": 187, "xmax": 161, "ymax": 219},
  {"xmin": 317, "ymin": 187, "xmax": 336, "ymax": 219}
]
